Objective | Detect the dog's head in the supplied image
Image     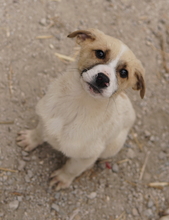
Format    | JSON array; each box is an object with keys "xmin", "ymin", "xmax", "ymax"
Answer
[{"xmin": 68, "ymin": 29, "xmax": 145, "ymax": 99}]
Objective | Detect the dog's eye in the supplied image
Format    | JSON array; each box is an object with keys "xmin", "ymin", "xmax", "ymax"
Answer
[
  {"xmin": 95, "ymin": 50, "xmax": 105, "ymax": 59},
  {"xmin": 119, "ymin": 69, "xmax": 128, "ymax": 78}
]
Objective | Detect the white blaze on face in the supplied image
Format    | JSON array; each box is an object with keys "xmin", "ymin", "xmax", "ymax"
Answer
[{"xmin": 82, "ymin": 44, "xmax": 128, "ymax": 98}]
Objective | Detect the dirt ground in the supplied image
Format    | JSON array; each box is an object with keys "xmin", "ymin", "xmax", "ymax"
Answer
[{"xmin": 0, "ymin": 0, "xmax": 169, "ymax": 220}]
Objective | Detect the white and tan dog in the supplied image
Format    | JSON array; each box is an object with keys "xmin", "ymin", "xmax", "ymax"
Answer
[{"xmin": 17, "ymin": 29, "xmax": 145, "ymax": 190}]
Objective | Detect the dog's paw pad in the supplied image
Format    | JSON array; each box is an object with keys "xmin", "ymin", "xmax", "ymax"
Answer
[
  {"xmin": 49, "ymin": 169, "xmax": 72, "ymax": 191},
  {"xmin": 16, "ymin": 130, "xmax": 37, "ymax": 152}
]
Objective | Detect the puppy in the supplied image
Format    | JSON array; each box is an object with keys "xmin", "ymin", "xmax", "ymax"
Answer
[{"xmin": 17, "ymin": 29, "xmax": 145, "ymax": 190}]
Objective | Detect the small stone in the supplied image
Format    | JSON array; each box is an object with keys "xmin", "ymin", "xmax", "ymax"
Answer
[
  {"xmin": 51, "ymin": 203, "xmax": 59, "ymax": 212},
  {"xmin": 18, "ymin": 160, "xmax": 26, "ymax": 171},
  {"xmin": 112, "ymin": 163, "xmax": 119, "ymax": 173},
  {"xmin": 49, "ymin": 44, "xmax": 54, "ymax": 49},
  {"xmin": 144, "ymin": 130, "xmax": 151, "ymax": 137},
  {"xmin": 144, "ymin": 209, "xmax": 153, "ymax": 217},
  {"xmin": 21, "ymin": 151, "xmax": 28, "ymax": 156},
  {"xmin": 55, "ymin": 193, "xmax": 60, "ymax": 200},
  {"xmin": 87, "ymin": 192, "xmax": 97, "ymax": 199},
  {"xmin": 9, "ymin": 200, "xmax": 19, "ymax": 210},
  {"xmin": 127, "ymin": 149, "xmax": 135, "ymax": 159},
  {"xmin": 27, "ymin": 170, "xmax": 33, "ymax": 178},
  {"xmin": 17, "ymin": 196, "xmax": 23, "ymax": 202},
  {"xmin": 150, "ymin": 136, "xmax": 155, "ymax": 142},
  {"xmin": 3, "ymin": 175, "xmax": 7, "ymax": 181},
  {"xmin": 39, "ymin": 18, "xmax": 46, "ymax": 26},
  {"xmin": 31, "ymin": 156, "xmax": 37, "ymax": 160},
  {"xmin": 25, "ymin": 175, "xmax": 30, "ymax": 183},
  {"xmin": 159, "ymin": 152, "xmax": 166, "ymax": 160},
  {"xmin": 22, "ymin": 156, "xmax": 30, "ymax": 161},
  {"xmin": 147, "ymin": 200, "xmax": 154, "ymax": 208},
  {"xmin": 132, "ymin": 208, "xmax": 139, "ymax": 216}
]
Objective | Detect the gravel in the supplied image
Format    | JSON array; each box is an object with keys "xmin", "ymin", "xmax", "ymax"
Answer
[
  {"xmin": 39, "ymin": 18, "xmax": 47, "ymax": 26},
  {"xmin": 112, "ymin": 163, "xmax": 119, "ymax": 173},
  {"xmin": 8, "ymin": 200, "xmax": 19, "ymax": 210},
  {"xmin": 1, "ymin": 0, "xmax": 169, "ymax": 220},
  {"xmin": 87, "ymin": 192, "xmax": 97, "ymax": 199},
  {"xmin": 51, "ymin": 204, "xmax": 60, "ymax": 212},
  {"xmin": 127, "ymin": 148, "xmax": 136, "ymax": 159},
  {"xmin": 132, "ymin": 208, "xmax": 139, "ymax": 216},
  {"xmin": 18, "ymin": 160, "xmax": 26, "ymax": 171}
]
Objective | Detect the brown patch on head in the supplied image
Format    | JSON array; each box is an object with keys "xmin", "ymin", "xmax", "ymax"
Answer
[
  {"xmin": 68, "ymin": 28, "xmax": 123, "ymax": 73},
  {"xmin": 115, "ymin": 60, "xmax": 129, "ymax": 92},
  {"xmin": 115, "ymin": 49, "xmax": 145, "ymax": 99},
  {"xmin": 68, "ymin": 29, "xmax": 145, "ymax": 98},
  {"xmin": 116, "ymin": 61, "xmax": 128, "ymax": 74}
]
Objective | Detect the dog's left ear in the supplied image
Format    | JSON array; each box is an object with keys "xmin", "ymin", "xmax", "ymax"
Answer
[
  {"xmin": 132, "ymin": 60, "xmax": 145, "ymax": 99},
  {"xmin": 67, "ymin": 30, "xmax": 96, "ymax": 45}
]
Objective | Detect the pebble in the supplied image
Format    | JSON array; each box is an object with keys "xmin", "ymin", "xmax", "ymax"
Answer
[
  {"xmin": 3, "ymin": 175, "xmax": 7, "ymax": 181},
  {"xmin": 18, "ymin": 160, "xmax": 26, "ymax": 171},
  {"xmin": 127, "ymin": 149, "xmax": 135, "ymax": 159},
  {"xmin": 17, "ymin": 196, "xmax": 23, "ymax": 202},
  {"xmin": 21, "ymin": 151, "xmax": 29, "ymax": 156},
  {"xmin": 132, "ymin": 208, "xmax": 139, "ymax": 216},
  {"xmin": 144, "ymin": 130, "xmax": 151, "ymax": 137},
  {"xmin": 87, "ymin": 192, "xmax": 97, "ymax": 199},
  {"xmin": 25, "ymin": 175, "xmax": 30, "ymax": 183},
  {"xmin": 49, "ymin": 44, "xmax": 54, "ymax": 49},
  {"xmin": 8, "ymin": 200, "xmax": 19, "ymax": 210},
  {"xmin": 39, "ymin": 18, "xmax": 47, "ymax": 26},
  {"xmin": 31, "ymin": 155, "xmax": 37, "ymax": 160},
  {"xmin": 147, "ymin": 200, "xmax": 154, "ymax": 208},
  {"xmin": 27, "ymin": 170, "xmax": 33, "ymax": 178},
  {"xmin": 22, "ymin": 156, "xmax": 30, "ymax": 161},
  {"xmin": 158, "ymin": 152, "xmax": 166, "ymax": 160},
  {"xmin": 150, "ymin": 136, "xmax": 155, "ymax": 142},
  {"xmin": 112, "ymin": 163, "xmax": 119, "ymax": 173},
  {"xmin": 55, "ymin": 193, "xmax": 60, "ymax": 200},
  {"xmin": 51, "ymin": 203, "xmax": 59, "ymax": 212},
  {"xmin": 144, "ymin": 209, "xmax": 153, "ymax": 217}
]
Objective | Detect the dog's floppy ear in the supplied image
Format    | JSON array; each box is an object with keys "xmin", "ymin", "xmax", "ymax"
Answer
[
  {"xmin": 67, "ymin": 30, "xmax": 96, "ymax": 45},
  {"xmin": 132, "ymin": 60, "xmax": 145, "ymax": 99}
]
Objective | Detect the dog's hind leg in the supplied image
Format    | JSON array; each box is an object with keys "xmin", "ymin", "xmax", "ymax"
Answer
[
  {"xmin": 16, "ymin": 120, "xmax": 44, "ymax": 152},
  {"xmin": 100, "ymin": 129, "xmax": 129, "ymax": 159}
]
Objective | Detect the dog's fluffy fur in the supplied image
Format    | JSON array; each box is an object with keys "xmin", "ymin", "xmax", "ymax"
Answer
[{"xmin": 17, "ymin": 29, "xmax": 145, "ymax": 190}]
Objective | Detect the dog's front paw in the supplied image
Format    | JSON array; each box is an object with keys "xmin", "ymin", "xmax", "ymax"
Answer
[
  {"xmin": 16, "ymin": 130, "xmax": 38, "ymax": 152},
  {"xmin": 50, "ymin": 169, "xmax": 73, "ymax": 191}
]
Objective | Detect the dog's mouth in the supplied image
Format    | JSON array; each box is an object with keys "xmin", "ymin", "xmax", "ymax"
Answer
[{"xmin": 87, "ymin": 82, "xmax": 102, "ymax": 94}]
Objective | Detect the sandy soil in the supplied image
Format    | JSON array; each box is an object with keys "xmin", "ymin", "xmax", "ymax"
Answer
[{"xmin": 0, "ymin": 0, "xmax": 169, "ymax": 220}]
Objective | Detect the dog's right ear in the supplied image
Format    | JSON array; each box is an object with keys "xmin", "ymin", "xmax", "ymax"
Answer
[{"xmin": 67, "ymin": 30, "xmax": 96, "ymax": 45}]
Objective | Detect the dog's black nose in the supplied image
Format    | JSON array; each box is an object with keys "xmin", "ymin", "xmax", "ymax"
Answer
[{"xmin": 95, "ymin": 73, "xmax": 110, "ymax": 88}]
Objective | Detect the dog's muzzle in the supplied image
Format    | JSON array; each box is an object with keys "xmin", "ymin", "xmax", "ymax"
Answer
[
  {"xmin": 95, "ymin": 72, "xmax": 110, "ymax": 88},
  {"xmin": 86, "ymin": 72, "xmax": 110, "ymax": 94}
]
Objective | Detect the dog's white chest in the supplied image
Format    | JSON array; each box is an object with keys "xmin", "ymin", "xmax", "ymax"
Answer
[{"xmin": 45, "ymin": 106, "xmax": 108, "ymax": 158}]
